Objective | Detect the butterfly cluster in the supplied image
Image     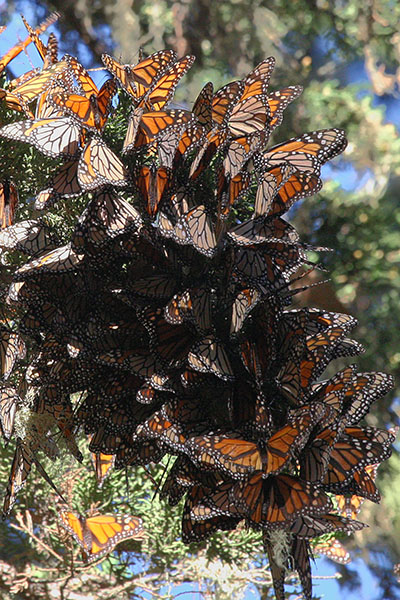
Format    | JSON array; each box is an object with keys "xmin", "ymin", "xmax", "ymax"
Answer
[{"xmin": 0, "ymin": 14, "xmax": 396, "ymax": 596}]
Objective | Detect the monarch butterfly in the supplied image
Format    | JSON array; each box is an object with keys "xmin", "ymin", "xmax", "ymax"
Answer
[
  {"xmin": 141, "ymin": 55, "xmax": 195, "ymax": 111},
  {"xmin": 85, "ymin": 371, "xmax": 144, "ymax": 402},
  {"xmin": 72, "ymin": 189, "xmax": 142, "ymax": 252},
  {"xmin": 0, "ymin": 220, "xmax": 59, "ymax": 255},
  {"xmin": 188, "ymin": 337, "xmax": 233, "ymax": 382},
  {"xmin": 0, "ymin": 181, "xmax": 18, "ymax": 229},
  {"xmin": 338, "ymin": 463, "xmax": 380, "ymax": 502},
  {"xmin": 314, "ymin": 538, "xmax": 351, "ymax": 565},
  {"xmin": 227, "ymin": 94, "xmax": 271, "ymax": 137},
  {"xmin": 0, "ymin": 386, "xmax": 19, "ymax": 442},
  {"xmin": 133, "ymin": 407, "xmax": 187, "ymax": 452},
  {"xmin": 230, "ymin": 288, "xmax": 260, "ymax": 335},
  {"xmin": 157, "ymin": 210, "xmax": 191, "ymax": 246},
  {"xmin": 227, "ymin": 215, "xmax": 297, "ymax": 248},
  {"xmin": 0, "ymin": 12, "xmax": 59, "ymax": 74},
  {"xmin": 254, "ymin": 164, "xmax": 322, "ymax": 219},
  {"xmin": 128, "ymin": 273, "xmax": 177, "ymax": 302},
  {"xmin": 179, "ymin": 205, "xmax": 218, "ymax": 257},
  {"xmin": 155, "ymin": 397, "xmax": 209, "ymax": 436},
  {"xmin": 140, "ymin": 307, "xmax": 196, "ymax": 366},
  {"xmin": 239, "ymin": 58, "xmax": 276, "ymax": 103},
  {"xmin": 16, "ymin": 243, "xmax": 85, "ymax": 280},
  {"xmin": 301, "ymin": 425, "xmax": 391, "ymax": 487},
  {"xmin": 192, "ymin": 81, "xmax": 213, "ymax": 130},
  {"xmin": 267, "ymin": 85, "xmax": 303, "ymax": 131},
  {"xmin": 222, "ymin": 130, "xmax": 267, "ymax": 179},
  {"xmin": 185, "ymin": 411, "xmax": 318, "ymax": 479},
  {"xmin": 1, "ymin": 329, "xmax": 26, "ymax": 380},
  {"xmin": 136, "ymin": 164, "xmax": 171, "ymax": 217},
  {"xmin": 121, "ymin": 106, "xmax": 144, "ymax": 152},
  {"xmin": 321, "ymin": 427, "xmax": 393, "ymax": 490},
  {"xmin": 288, "ymin": 400, "xmax": 336, "ymax": 445},
  {"xmin": 335, "ymin": 464, "xmax": 380, "ymax": 519},
  {"xmin": 91, "ymin": 451, "xmax": 115, "ymax": 488},
  {"xmin": 264, "ymin": 532, "xmax": 316, "ymax": 600},
  {"xmin": 51, "ymin": 77, "xmax": 117, "ymax": 131},
  {"xmin": 0, "ymin": 116, "xmax": 84, "ymax": 159},
  {"xmin": 3, "ymin": 440, "xmax": 32, "ymax": 517},
  {"xmin": 276, "ymin": 327, "xmax": 362, "ymax": 404},
  {"xmin": 299, "ymin": 422, "xmax": 344, "ymax": 483},
  {"xmin": 212, "ymin": 61, "xmax": 297, "ymax": 138},
  {"xmin": 36, "ymin": 392, "xmax": 75, "ymax": 434},
  {"xmin": 173, "ymin": 123, "xmax": 206, "ymax": 167},
  {"xmin": 123, "ymin": 108, "xmax": 195, "ymax": 152},
  {"xmin": 35, "ymin": 77, "xmax": 74, "ymax": 119},
  {"xmin": 35, "ymin": 159, "xmax": 82, "ymax": 209},
  {"xmin": 2, "ymin": 60, "xmax": 69, "ymax": 116},
  {"xmin": 165, "ymin": 287, "xmax": 213, "ymax": 334},
  {"xmin": 264, "ymin": 128, "xmax": 347, "ymax": 175},
  {"xmin": 136, "ymin": 380, "xmax": 162, "ymax": 405},
  {"xmin": 343, "ymin": 371, "xmax": 395, "ymax": 426},
  {"xmin": 211, "ymin": 80, "xmax": 244, "ymax": 126},
  {"xmin": 290, "ymin": 538, "xmax": 312, "ymax": 600},
  {"xmin": 21, "ymin": 14, "xmax": 59, "ymax": 68},
  {"xmin": 289, "ymin": 512, "xmax": 366, "ymax": 539},
  {"xmin": 232, "ymin": 244, "xmax": 301, "ymax": 292},
  {"xmin": 280, "ymin": 308, "xmax": 357, "ymax": 340},
  {"xmin": 239, "ymin": 339, "xmax": 273, "ymax": 387},
  {"xmin": 182, "ymin": 485, "xmax": 240, "ymax": 543},
  {"xmin": 157, "ymin": 125, "xmax": 186, "ymax": 168},
  {"xmin": 160, "ymin": 455, "xmax": 223, "ymax": 506},
  {"xmin": 7, "ymin": 69, "xmax": 41, "ymax": 91},
  {"xmin": 115, "ymin": 438, "xmax": 166, "ymax": 468},
  {"xmin": 102, "ymin": 50, "xmax": 177, "ymax": 100},
  {"xmin": 87, "ymin": 425, "xmax": 127, "ymax": 455},
  {"xmin": 189, "ymin": 126, "xmax": 229, "ymax": 181},
  {"xmin": 308, "ymin": 368, "xmax": 379, "ymax": 427},
  {"xmin": 76, "ymin": 396, "xmax": 134, "ymax": 432},
  {"xmin": 194, "ymin": 472, "xmax": 332, "ymax": 529},
  {"xmin": 95, "ymin": 349, "xmax": 162, "ymax": 379},
  {"xmin": 1, "ymin": 92, "xmax": 33, "ymax": 118},
  {"xmin": 19, "ymin": 305, "xmax": 58, "ymax": 340},
  {"xmin": 77, "ymin": 137, "xmax": 128, "ymax": 191},
  {"xmin": 308, "ymin": 365, "xmax": 357, "ymax": 418},
  {"xmin": 265, "ymin": 534, "xmax": 313, "ymax": 600},
  {"xmin": 58, "ymin": 510, "xmax": 144, "ymax": 563},
  {"xmin": 217, "ymin": 170, "xmax": 251, "ymax": 220}
]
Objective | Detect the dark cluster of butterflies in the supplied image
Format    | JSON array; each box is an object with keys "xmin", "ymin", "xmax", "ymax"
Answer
[{"xmin": 0, "ymin": 13, "xmax": 396, "ymax": 596}]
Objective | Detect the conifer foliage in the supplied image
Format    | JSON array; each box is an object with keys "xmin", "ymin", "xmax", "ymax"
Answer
[{"xmin": 0, "ymin": 15, "xmax": 396, "ymax": 599}]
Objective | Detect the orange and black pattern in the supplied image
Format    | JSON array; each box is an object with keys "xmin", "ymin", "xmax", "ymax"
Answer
[{"xmin": 0, "ymin": 14, "xmax": 396, "ymax": 598}]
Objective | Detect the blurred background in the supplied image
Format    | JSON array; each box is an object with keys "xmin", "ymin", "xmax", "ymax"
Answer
[{"xmin": 0, "ymin": 1, "xmax": 400, "ymax": 598}]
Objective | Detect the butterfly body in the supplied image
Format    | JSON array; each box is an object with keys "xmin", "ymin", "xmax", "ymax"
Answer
[{"xmin": 58, "ymin": 510, "xmax": 144, "ymax": 562}]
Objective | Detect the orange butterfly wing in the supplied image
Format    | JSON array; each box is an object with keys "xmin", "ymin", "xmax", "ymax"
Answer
[
  {"xmin": 59, "ymin": 511, "xmax": 144, "ymax": 562},
  {"xmin": 133, "ymin": 50, "xmax": 177, "ymax": 98},
  {"xmin": 0, "ymin": 12, "xmax": 59, "ymax": 73},
  {"xmin": 142, "ymin": 55, "xmax": 195, "ymax": 111},
  {"xmin": 137, "ymin": 165, "xmax": 171, "ymax": 217}
]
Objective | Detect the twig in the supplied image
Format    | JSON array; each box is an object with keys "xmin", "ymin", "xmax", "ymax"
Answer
[{"xmin": 10, "ymin": 522, "xmax": 63, "ymax": 562}]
